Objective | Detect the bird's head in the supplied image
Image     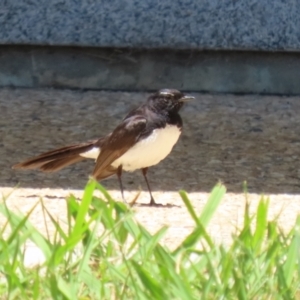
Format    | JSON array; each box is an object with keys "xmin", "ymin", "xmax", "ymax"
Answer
[{"xmin": 148, "ymin": 89, "xmax": 194, "ymax": 113}]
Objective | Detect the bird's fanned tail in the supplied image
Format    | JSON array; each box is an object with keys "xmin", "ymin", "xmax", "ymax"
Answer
[{"xmin": 13, "ymin": 139, "xmax": 100, "ymax": 172}]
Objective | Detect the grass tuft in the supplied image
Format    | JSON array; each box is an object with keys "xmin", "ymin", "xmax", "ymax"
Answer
[{"xmin": 0, "ymin": 181, "xmax": 299, "ymax": 299}]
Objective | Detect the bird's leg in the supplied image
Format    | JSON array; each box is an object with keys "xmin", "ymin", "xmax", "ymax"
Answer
[
  {"xmin": 117, "ymin": 165, "xmax": 126, "ymax": 203},
  {"xmin": 141, "ymin": 167, "xmax": 156, "ymax": 206}
]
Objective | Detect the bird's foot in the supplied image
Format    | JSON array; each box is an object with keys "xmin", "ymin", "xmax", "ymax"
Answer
[
  {"xmin": 149, "ymin": 196, "xmax": 158, "ymax": 206},
  {"xmin": 137, "ymin": 202, "xmax": 180, "ymax": 208},
  {"xmin": 148, "ymin": 197, "xmax": 176, "ymax": 207}
]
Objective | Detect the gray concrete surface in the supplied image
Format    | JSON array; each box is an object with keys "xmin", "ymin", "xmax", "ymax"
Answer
[
  {"xmin": 2, "ymin": 88, "xmax": 300, "ymax": 194},
  {"xmin": 1, "ymin": 0, "xmax": 300, "ymax": 51},
  {"xmin": 1, "ymin": 46, "xmax": 300, "ymax": 95}
]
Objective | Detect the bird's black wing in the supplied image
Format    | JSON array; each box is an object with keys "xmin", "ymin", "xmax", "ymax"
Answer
[{"xmin": 92, "ymin": 115, "xmax": 147, "ymax": 179}]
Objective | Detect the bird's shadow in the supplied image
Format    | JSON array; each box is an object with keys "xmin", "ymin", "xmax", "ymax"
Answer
[{"xmin": 132, "ymin": 203, "xmax": 180, "ymax": 208}]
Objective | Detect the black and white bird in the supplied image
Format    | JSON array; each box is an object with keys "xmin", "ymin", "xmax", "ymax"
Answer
[{"xmin": 13, "ymin": 89, "xmax": 194, "ymax": 205}]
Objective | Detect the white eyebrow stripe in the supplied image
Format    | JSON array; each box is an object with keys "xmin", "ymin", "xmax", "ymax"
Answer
[{"xmin": 159, "ymin": 91, "xmax": 173, "ymax": 95}]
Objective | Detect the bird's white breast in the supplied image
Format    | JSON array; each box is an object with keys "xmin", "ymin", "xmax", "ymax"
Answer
[
  {"xmin": 112, "ymin": 125, "xmax": 181, "ymax": 171},
  {"xmin": 80, "ymin": 125, "xmax": 181, "ymax": 171}
]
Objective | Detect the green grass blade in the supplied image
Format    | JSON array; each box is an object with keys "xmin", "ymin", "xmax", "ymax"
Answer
[
  {"xmin": 283, "ymin": 216, "xmax": 300, "ymax": 286},
  {"xmin": 252, "ymin": 197, "xmax": 269, "ymax": 250},
  {"xmin": 71, "ymin": 179, "xmax": 96, "ymax": 237},
  {"xmin": 0, "ymin": 202, "xmax": 52, "ymax": 260},
  {"xmin": 199, "ymin": 183, "xmax": 226, "ymax": 227},
  {"xmin": 131, "ymin": 260, "xmax": 166, "ymax": 299},
  {"xmin": 179, "ymin": 190, "xmax": 200, "ymax": 226},
  {"xmin": 57, "ymin": 276, "xmax": 74, "ymax": 300}
]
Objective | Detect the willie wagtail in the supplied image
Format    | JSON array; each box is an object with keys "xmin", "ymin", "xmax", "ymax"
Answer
[{"xmin": 13, "ymin": 89, "xmax": 194, "ymax": 205}]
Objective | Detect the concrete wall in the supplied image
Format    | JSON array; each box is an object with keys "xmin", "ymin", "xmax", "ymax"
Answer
[
  {"xmin": 1, "ymin": 0, "xmax": 300, "ymax": 51},
  {"xmin": 2, "ymin": 46, "xmax": 300, "ymax": 95},
  {"xmin": 1, "ymin": 1, "xmax": 300, "ymax": 94}
]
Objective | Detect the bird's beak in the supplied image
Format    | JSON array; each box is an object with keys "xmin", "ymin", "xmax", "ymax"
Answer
[{"xmin": 180, "ymin": 95, "xmax": 195, "ymax": 102}]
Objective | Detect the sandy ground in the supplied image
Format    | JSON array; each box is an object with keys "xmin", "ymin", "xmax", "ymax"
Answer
[{"xmin": 1, "ymin": 88, "xmax": 300, "ymax": 259}]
